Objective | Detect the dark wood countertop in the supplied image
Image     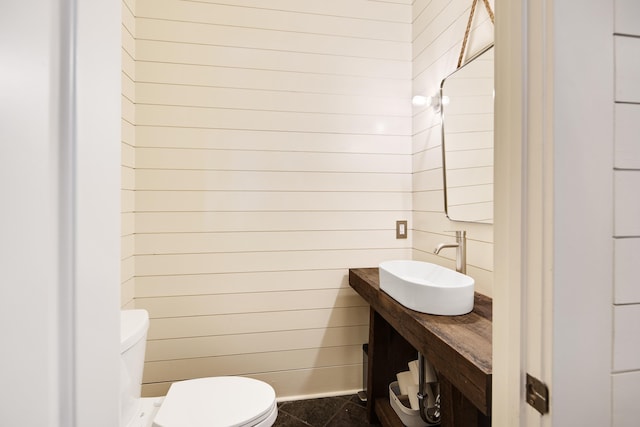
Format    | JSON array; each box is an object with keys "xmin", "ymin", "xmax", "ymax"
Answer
[{"xmin": 349, "ymin": 267, "xmax": 492, "ymax": 416}]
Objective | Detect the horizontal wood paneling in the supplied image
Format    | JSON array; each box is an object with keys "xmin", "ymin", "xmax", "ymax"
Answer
[
  {"xmin": 137, "ymin": 0, "xmax": 410, "ymax": 41},
  {"xmin": 143, "ymin": 346, "xmax": 363, "ymax": 383},
  {"xmin": 122, "ymin": 212, "xmax": 134, "ymax": 236},
  {"xmin": 444, "ymin": 147, "xmax": 493, "ymax": 169},
  {"xmin": 614, "ymin": 237, "xmax": 640, "ymax": 304},
  {"xmin": 612, "ymin": 6, "xmax": 640, "ymax": 424},
  {"xmin": 136, "ymin": 63, "xmax": 409, "ymax": 98},
  {"xmin": 135, "ymin": 148, "xmax": 410, "ymax": 173},
  {"xmin": 136, "ymin": 127, "xmax": 410, "ymax": 152},
  {"xmin": 121, "ymin": 164, "xmax": 135, "ymax": 189},
  {"xmin": 122, "ymin": 120, "xmax": 135, "ymax": 148},
  {"xmin": 121, "ymin": 189, "xmax": 135, "ymax": 212},
  {"xmin": 121, "ymin": 0, "xmax": 136, "ymax": 308},
  {"xmin": 615, "ymin": 36, "xmax": 640, "ymax": 103},
  {"xmin": 615, "ymin": 103, "xmax": 640, "ymax": 169},
  {"xmin": 138, "ymin": 269, "xmax": 354, "ymax": 295},
  {"xmin": 614, "ymin": 171, "xmax": 640, "ymax": 236},
  {"xmin": 136, "ymin": 249, "xmax": 409, "ymax": 277},
  {"xmin": 137, "ymin": 289, "xmax": 366, "ymax": 319},
  {"xmin": 613, "ymin": 305, "xmax": 640, "ymax": 372},
  {"xmin": 145, "ymin": 325, "xmax": 368, "ymax": 361},
  {"xmin": 445, "ymin": 166, "xmax": 492, "ymax": 187},
  {"xmin": 147, "ymin": 307, "xmax": 369, "ymax": 340},
  {"xmin": 121, "ymin": 277, "xmax": 135, "ymax": 308},
  {"xmin": 142, "ymin": 364, "xmax": 363, "ymax": 399},
  {"xmin": 135, "ymin": 211, "xmax": 409, "ymax": 233},
  {"xmin": 136, "ymin": 19, "xmax": 410, "ymax": 61},
  {"xmin": 447, "ymin": 200, "xmax": 492, "ymax": 224},
  {"xmin": 136, "ymin": 170, "xmax": 410, "ymax": 192},
  {"xmin": 175, "ymin": 0, "xmax": 411, "ymax": 23},
  {"xmin": 613, "ymin": 371, "xmax": 640, "ymax": 427},
  {"xmin": 136, "ymin": 105, "xmax": 410, "ymax": 135},
  {"xmin": 135, "ymin": 270, "xmax": 352, "ymax": 298},
  {"xmin": 136, "ymin": 39, "xmax": 409, "ymax": 80},
  {"xmin": 446, "ymin": 183, "xmax": 493, "ymax": 205},
  {"xmin": 615, "ymin": 0, "xmax": 640, "ymax": 35},
  {"xmin": 121, "ymin": 234, "xmax": 134, "ymax": 258},
  {"xmin": 136, "ymin": 230, "xmax": 409, "ymax": 255},
  {"xmin": 412, "ymin": 169, "xmax": 444, "ymax": 192},
  {"xmin": 133, "ymin": 0, "xmax": 411, "ymax": 399},
  {"xmin": 136, "ymin": 191, "xmax": 411, "ymax": 212},
  {"xmin": 121, "ymin": 50, "xmax": 135, "ymax": 83},
  {"xmin": 412, "ymin": 189, "xmax": 445, "ymax": 212},
  {"xmin": 136, "ymin": 83, "xmax": 410, "ymax": 117},
  {"xmin": 121, "ymin": 256, "xmax": 135, "ymax": 285}
]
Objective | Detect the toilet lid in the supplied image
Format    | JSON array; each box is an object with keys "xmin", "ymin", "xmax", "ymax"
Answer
[{"xmin": 153, "ymin": 377, "xmax": 276, "ymax": 427}]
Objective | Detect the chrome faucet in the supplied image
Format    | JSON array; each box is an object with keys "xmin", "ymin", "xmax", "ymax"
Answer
[{"xmin": 434, "ymin": 231, "xmax": 467, "ymax": 274}]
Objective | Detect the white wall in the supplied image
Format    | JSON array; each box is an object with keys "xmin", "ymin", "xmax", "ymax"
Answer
[
  {"xmin": 75, "ymin": 0, "xmax": 121, "ymax": 424},
  {"xmin": 131, "ymin": 0, "xmax": 413, "ymax": 398},
  {"xmin": 411, "ymin": 0, "xmax": 494, "ymax": 296}
]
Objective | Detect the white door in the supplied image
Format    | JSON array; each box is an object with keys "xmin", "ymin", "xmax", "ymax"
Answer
[
  {"xmin": 0, "ymin": 1, "xmax": 122, "ymax": 426},
  {"xmin": 493, "ymin": 1, "xmax": 614, "ymax": 426}
]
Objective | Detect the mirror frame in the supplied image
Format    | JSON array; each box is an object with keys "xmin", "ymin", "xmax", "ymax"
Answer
[{"xmin": 440, "ymin": 43, "xmax": 494, "ymax": 224}]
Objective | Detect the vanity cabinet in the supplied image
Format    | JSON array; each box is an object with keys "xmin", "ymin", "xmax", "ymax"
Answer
[{"xmin": 349, "ymin": 268, "xmax": 492, "ymax": 427}]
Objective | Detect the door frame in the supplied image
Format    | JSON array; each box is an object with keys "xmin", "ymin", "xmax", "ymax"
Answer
[{"xmin": 493, "ymin": 0, "xmax": 614, "ymax": 425}]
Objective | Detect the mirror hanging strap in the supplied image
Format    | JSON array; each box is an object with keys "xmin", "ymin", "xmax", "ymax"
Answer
[{"xmin": 457, "ymin": 0, "xmax": 495, "ymax": 68}]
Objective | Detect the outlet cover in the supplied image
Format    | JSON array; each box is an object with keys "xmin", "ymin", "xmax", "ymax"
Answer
[{"xmin": 396, "ymin": 220, "xmax": 408, "ymax": 239}]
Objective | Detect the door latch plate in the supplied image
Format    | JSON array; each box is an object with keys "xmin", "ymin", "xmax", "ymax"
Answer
[{"xmin": 526, "ymin": 373, "xmax": 549, "ymax": 415}]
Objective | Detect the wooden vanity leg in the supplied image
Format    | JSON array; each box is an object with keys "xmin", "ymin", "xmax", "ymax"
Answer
[
  {"xmin": 365, "ymin": 309, "xmax": 380, "ymax": 422},
  {"xmin": 366, "ymin": 308, "xmax": 418, "ymax": 424},
  {"xmin": 439, "ymin": 376, "xmax": 491, "ymax": 427}
]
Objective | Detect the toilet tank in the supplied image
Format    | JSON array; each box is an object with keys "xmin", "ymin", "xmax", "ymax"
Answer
[{"xmin": 120, "ymin": 309, "xmax": 149, "ymax": 427}]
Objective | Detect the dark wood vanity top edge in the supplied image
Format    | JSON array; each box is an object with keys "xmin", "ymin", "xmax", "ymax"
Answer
[{"xmin": 349, "ymin": 267, "xmax": 492, "ymax": 415}]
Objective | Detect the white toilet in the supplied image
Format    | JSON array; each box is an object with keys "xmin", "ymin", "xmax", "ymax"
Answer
[{"xmin": 120, "ymin": 309, "xmax": 278, "ymax": 427}]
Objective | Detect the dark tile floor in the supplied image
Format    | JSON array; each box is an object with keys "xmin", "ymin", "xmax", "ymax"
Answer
[{"xmin": 274, "ymin": 394, "xmax": 380, "ymax": 427}]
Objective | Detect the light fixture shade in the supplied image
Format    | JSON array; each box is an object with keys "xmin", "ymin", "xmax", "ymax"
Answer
[
  {"xmin": 412, "ymin": 95, "xmax": 428, "ymax": 106},
  {"xmin": 412, "ymin": 93, "xmax": 442, "ymax": 112}
]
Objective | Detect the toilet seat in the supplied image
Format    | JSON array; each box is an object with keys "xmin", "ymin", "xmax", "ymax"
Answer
[{"xmin": 152, "ymin": 376, "xmax": 277, "ymax": 427}]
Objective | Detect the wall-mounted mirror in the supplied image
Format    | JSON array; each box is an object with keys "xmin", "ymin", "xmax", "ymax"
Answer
[{"xmin": 440, "ymin": 45, "xmax": 494, "ymax": 224}]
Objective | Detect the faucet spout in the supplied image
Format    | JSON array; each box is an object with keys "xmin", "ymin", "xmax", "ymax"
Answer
[
  {"xmin": 434, "ymin": 242, "xmax": 458, "ymax": 254},
  {"xmin": 433, "ymin": 231, "xmax": 467, "ymax": 274}
]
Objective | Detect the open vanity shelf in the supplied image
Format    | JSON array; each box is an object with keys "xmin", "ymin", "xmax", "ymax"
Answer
[{"xmin": 348, "ymin": 268, "xmax": 492, "ymax": 427}]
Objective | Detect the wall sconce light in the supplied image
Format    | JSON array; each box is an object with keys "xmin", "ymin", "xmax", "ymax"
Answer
[
  {"xmin": 411, "ymin": 95, "xmax": 429, "ymax": 106},
  {"xmin": 411, "ymin": 93, "xmax": 443, "ymax": 113}
]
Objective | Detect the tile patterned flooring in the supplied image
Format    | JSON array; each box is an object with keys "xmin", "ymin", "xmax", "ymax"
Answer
[{"xmin": 274, "ymin": 394, "xmax": 379, "ymax": 427}]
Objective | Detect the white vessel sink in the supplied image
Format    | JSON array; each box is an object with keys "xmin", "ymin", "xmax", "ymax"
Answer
[{"xmin": 379, "ymin": 260, "xmax": 474, "ymax": 316}]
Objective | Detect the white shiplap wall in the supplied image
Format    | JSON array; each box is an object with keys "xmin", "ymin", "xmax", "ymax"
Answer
[
  {"xmin": 133, "ymin": 0, "xmax": 412, "ymax": 398},
  {"xmin": 411, "ymin": 0, "xmax": 494, "ymax": 296},
  {"xmin": 122, "ymin": 0, "xmax": 136, "ymax": 308},
  {"xmin": 612, "ymin": 1, "xmax": 640, "ymax": 424}
]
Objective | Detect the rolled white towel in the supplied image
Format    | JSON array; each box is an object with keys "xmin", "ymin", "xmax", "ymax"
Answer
[
  {"xmin": 408, "ymin": 360, "xmax": 420, "ymax": 384},
  {"xmin": 396, "ymin": 370, "xmax": 415, "ymax": 395},
  {"xmin": 408, "ymin": 358, "xmax": 437, "ymax": 384},
  {"xmin": 407, "ymin": 384, "xmax": 420, "ymax": 410}
]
